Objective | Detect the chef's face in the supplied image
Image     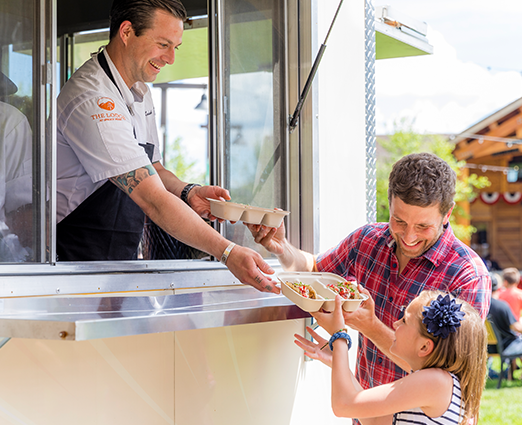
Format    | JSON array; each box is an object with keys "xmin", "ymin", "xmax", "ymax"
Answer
[
  {"xmin": 122, "ymin": 9, "xmax": 183, "ymax": 87},
  {"xmin": 389, "ymin": 196, "xmax": 451, "ymax": 260}
]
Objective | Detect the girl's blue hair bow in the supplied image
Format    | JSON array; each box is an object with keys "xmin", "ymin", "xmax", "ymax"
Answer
[{"xmin": 422, "ymin": 294, "xmax": 465, "ymax": 339}]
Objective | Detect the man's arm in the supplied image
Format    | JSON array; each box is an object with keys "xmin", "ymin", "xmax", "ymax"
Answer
[
  {"xmin": 152, "ymin": 161, "xmax": 231, "ymax": 221},
  {"xmin": 152, "ymin": 161, "xmax": 185, "ymax": 197},
  {"xmin": 246, "ymin": 223, "xmax": 316, "ymax": 272},
  {"xmin": 110, "ymin": 166, "xmax": 278, "ymax": 293},
  {"xmin": 511, "ymin": 320, "xmax": 522, "ymax": 334}
]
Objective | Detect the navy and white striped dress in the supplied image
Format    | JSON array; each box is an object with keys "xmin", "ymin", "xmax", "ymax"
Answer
[{"xmin": 392, "ymin": 373, "xmax": 464, "ymax": 425}]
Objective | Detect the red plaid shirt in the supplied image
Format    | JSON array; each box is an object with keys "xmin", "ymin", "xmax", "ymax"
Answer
[{"xmin": 316, "ymin": 223, "xmax": 491, "ymax": 390}]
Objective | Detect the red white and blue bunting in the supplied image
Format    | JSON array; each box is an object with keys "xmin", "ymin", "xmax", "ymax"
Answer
[
  {"xmin": 503, "ymin": 192, "xmax": 522, "ymax": 204},
  {"xmin": 477, "ymin": 192, "xmax": 522, "ymax": 205},
  {"xmin": 480, "ymin": 192, "xmax": 500, "ymax": 204}
]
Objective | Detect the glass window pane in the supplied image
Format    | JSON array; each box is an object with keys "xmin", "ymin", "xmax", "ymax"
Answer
[
  {"xmin": 0, "ymin": 0, "xmax": 37, "ymax": 263},
  {"xmin": 146, "ymin": 22, "xmax": 210, "ymax": 260},
  {"xmin": 220, "ymin": 0, "xmax": 286, "ymax": 257},
  {"xmin": 151, "ymin": 22, "xmax": 210, "ymax": 187}
]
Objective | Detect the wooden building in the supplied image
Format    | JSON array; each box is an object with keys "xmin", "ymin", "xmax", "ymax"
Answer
[{"xmin": 453, "ymin": 97, "xmax": 522, "ymax": 270}]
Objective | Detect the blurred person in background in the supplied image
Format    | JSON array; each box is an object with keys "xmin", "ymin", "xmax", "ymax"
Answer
[{"xmin": 498, "ymin": 267, "xmax": 522, "ymax": 321}]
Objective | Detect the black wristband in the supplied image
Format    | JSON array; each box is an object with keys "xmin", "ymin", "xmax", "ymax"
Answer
[{"xmin": 181, "ymin": 183, "xmax": 201, "ymax": 205}]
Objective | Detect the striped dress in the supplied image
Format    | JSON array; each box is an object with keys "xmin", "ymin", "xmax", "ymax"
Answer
[{"xmin": 393, "ymin": 373, "xmax": 464, "ymax": 425}]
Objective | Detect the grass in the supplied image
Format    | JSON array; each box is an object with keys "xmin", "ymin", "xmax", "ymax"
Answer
[{"xmin": 479, "ymin": 357, "xmax": 522, "ymax": 425}]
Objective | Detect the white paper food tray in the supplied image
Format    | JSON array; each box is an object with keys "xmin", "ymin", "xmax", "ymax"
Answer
[
  {"xmin": 278, "ymin": 271, "xmax": 367, "ymax": 312},
  {"xmin": 208, "ymin": 198, "xmax": 290, "ymax": 227}
]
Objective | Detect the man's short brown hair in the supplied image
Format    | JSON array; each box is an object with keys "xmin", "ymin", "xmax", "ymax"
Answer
[
  {"xmin": 109, "ymin": 0, "xmax": 187, "ymax": 40},
  {"xmin": 388, "ymin": 152, "xmax": 456, "ymax": 216},
  {"xmin": 502, "ymin": 267, "xmax": 521, "ymax": 286}
]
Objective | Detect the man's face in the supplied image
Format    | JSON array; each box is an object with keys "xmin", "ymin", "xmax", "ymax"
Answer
[
  {"xmin": 123, "ymin": 10, "xmax": 183, "ymax": 87},
  {"xmin": 389, "ymin": 196, "xmax": 451, "ymax": 260}
]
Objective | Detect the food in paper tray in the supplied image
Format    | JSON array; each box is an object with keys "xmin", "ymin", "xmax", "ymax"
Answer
[
  {"xmin": 278, "ymin": 271, "xmax": 368, "ymax": 312},
  {"xmin": 284, "ymin": 281, "xmax": 318, "ymax": 299},
  {"xmin": 327, "ymin": 281, "xmax": 361, "ymax": 299}
]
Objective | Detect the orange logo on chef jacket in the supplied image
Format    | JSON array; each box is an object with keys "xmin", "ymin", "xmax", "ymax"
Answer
[{"xmin": 97, "ymin": 97, "xmax": 115, "ymax": 111}]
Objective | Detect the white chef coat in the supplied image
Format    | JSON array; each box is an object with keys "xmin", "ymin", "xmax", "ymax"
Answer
[
  {"xmin": 0, "ymin": 101, "xmax": 32, "ymax": 222},
  {"xmin": 56, "ymin": 47, "xmax": 162, "ymax": 223},
  {"xmin": 0, "ymin": 100, "xmax": 32, "ymax": 261}
]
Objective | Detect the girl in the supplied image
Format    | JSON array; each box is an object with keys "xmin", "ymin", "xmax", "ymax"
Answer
[{"xmin": 295, "ymin": 290, "xmax": 487, "ymax": 425}]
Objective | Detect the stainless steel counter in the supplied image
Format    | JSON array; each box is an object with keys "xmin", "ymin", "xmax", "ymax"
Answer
[{"xmin": 0, "ymin": 287, "xmax": 309, "ymax": 341}]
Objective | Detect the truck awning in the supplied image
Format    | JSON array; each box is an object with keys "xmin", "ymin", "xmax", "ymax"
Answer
[{"xmin": 375, "ymin": 5, "xmax": 433, "ymax": 59}]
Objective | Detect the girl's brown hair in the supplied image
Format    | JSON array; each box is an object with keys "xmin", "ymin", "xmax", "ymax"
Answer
[{"xmin": 414, "ymin": 290, "xmax": 487, "ymax": 425}]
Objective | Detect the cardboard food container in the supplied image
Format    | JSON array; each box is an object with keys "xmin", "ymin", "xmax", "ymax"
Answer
[
  {"xmin": 278, "ymin": 271, "xmax": 367, "ymax": 312},
  {"xmin": 208, "ymin": 199, "xmax": 290, "ymax": 227},
  {"xmin": 207, "ymin": 199, "xmax": 246, "ymax": 221},
  {"xmin": 239, "ymin": 206, "xmax": 271, "ymax": 225},
  {"xmin": 261, "ymin": 209, "xmax": 290, "ymax": 227}
]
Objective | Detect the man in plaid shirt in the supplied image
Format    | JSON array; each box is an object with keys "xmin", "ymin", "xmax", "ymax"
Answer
[{"xmin": 248, "ymin": 153, "xmax": 490, "ymax": 420}]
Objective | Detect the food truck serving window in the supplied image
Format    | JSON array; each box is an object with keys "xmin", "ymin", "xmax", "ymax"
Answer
[{"xmin": 0, "ymin": 0, "xmax": 290, "ymax": 293}]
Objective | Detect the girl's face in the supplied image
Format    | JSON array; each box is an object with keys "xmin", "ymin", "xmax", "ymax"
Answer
[{"xmin": 390, "ymin": 299, "xmax": 427, "ymax": 364}]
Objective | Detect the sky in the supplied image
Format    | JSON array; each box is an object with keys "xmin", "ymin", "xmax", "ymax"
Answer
[{"xmin": 375, "ymin": 0, "xmax": 522, "ymax": 136}]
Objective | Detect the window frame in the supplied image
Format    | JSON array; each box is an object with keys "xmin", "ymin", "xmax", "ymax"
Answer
[{"xmin": 0, "ymin": 0, "xmax": 316, "ymax": 298}]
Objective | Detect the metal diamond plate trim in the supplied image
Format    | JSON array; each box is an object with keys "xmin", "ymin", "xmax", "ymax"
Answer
[{"xmin": 365, "ymin": 0, "xmax": 377, "ymax": 224}]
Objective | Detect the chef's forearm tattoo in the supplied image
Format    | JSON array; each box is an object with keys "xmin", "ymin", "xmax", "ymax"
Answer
[{"xmin": 110, "ymin": 164, "xmax": 157, "ymax": 195}]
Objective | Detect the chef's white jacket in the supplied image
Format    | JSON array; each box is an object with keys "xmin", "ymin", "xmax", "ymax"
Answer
[
  {"xmin": 0, "ymin": 100, "xmax": 32, "ymax": 223},
  {"xmin": 56, "ymin": 48, "xmax": 161, "ymax": 223}
]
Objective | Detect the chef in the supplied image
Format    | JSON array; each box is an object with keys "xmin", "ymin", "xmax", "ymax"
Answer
[{"xmin": 56, "ymin": 0, "xmax": 277, "ymax": 293}]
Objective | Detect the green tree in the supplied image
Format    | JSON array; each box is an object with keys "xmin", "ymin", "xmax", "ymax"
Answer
[
  {"xmin": 164, "ymin": 136, "xmax": 207, "ymax": 184},
  {"xmin": 376, "ymin": 123, "xmax": 490, "ymax": 242}
]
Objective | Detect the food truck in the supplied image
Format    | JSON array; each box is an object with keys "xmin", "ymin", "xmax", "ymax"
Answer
[{"xmin": 0, "ymin": 1, "xmax": 431, "ymax": 423}]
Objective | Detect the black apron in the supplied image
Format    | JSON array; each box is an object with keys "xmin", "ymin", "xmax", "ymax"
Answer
[{"xmin": 56, "ymin": 52, "xmax": 154, "ymax": 261}]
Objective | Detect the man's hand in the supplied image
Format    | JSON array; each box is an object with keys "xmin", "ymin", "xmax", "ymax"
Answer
[
  {"xmin": 245, "ymin": 222, "xmax": 286, "ymax": 256},
  {"xmin": 225, "ymin": 244, "xmax": 280, "ymax": 293},
  {"xmin": 245, "ymin": 221, "xmax": 316, "ymax": 272},
  {"xmin": 187, "ymin": 185, "xmax": 231, "ymax": 221},
  {"xmin": 294, "ymin": 326, "xmax": 333, "ymax": 368},
  {"xmin": 343, "ymin": 285, "xmax": 411, "ymax": 372}
]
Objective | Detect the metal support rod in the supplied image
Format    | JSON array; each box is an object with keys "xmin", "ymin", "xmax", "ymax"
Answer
[{"xmin": 288, "ymin": 0, "xmax": 344, "ymax": 133}]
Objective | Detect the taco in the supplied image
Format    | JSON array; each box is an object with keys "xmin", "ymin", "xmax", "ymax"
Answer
[
  {"xmin": 284, "ymin": 281, "xmax": 317, "ymax": 299},
  {"xmin": 327, "ymin": 281, "xmax": 360, "ymax": 299}
]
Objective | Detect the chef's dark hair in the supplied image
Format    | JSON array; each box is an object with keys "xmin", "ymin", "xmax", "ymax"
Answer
[
  {"xmin": 388, "ymin": 152, "xmax": 456, "ymax": 216},
  {"xmin": 109, "ymin": 0, "xmax": 187, "ymax": 40}
]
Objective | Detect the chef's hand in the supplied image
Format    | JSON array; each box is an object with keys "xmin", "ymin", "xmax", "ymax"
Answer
[
  {"xmin": 294, "ymin": 326, "xmax": 333, "ymax": 368},
  {"xmin": 187, "ymin": 185, "xmax": 230, "ymax": 222},
  {"xmin": 311, "ymin": 295, "xmax": 348, "ymax": 335},
  {"xmin": 342, "ymin": 285, "xmax": 377, "ymax": 335},
  {"xmin": 225, "ymin": 245, "xmax": 280, "ymax": 294},
  {"xmin": 245, "ymin": 221, "xmax": 287, "ymax": 255}
]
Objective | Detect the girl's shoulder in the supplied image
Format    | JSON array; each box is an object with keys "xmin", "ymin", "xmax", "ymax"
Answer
[
  {"xmin": 412, "ymin": 368, "xmax": 454, "ymax": 388},
  {"xmin": 411, "ymin": 369, "xmax": 456, "ymax": 418}
]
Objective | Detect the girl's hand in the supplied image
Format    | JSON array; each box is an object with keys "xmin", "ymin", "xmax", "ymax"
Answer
[
  {"xmin": 311, "ymin": 295, "xmax": 347, "ymax": 335},
  {"xmin": 294, "ymin": 326, "xmax": 333, "ymax": 368}
]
